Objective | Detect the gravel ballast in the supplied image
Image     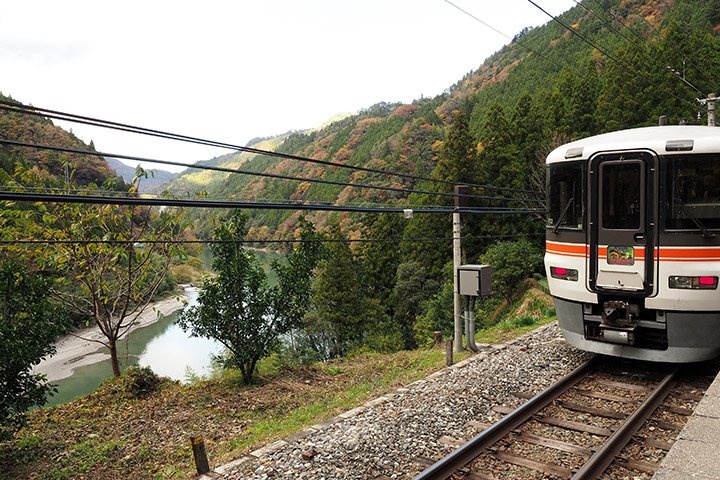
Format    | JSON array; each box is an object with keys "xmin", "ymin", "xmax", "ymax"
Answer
[{"xmin": 207, "ymin": 323, "xmax": 593, "ymax": 480}]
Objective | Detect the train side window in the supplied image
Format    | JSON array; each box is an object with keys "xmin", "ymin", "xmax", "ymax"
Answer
[
  {"xmin": 666, "ymin": 154, "xmax": 720, "ymax": 231},
  {"xmin": 547, "ymin": 162, "xmax": 584, "ymax": 230},
  {"xmin": 601, "ymin": 162, "xmax": 641, "ymax": 230}
]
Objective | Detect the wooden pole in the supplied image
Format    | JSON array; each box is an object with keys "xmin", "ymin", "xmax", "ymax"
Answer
[
  {"xmin": 445, "ymin": 339, "xmax": 454, "ymax": 367},
  {"xmin": 190, "ymin": 435, "xmax": 210, "ymax": 475}
]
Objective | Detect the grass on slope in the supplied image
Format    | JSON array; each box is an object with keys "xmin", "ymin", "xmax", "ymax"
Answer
[{"xmin": 0, "ymin": 287, "xmax": 555, "ymax": 479}]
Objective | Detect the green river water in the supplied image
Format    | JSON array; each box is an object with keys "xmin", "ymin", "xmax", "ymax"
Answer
[{"xmin": 45, "ymin": 290, "xmax": 223, "ymax": 406}]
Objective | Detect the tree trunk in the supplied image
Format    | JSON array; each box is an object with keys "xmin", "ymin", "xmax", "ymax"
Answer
[
  {"xmin": 241, "ymin": 358, "xmax": 259, "ymax": 385},
  {"xmin": 109, "ymin": 340, "xmax": 121, "ymax": 377}
]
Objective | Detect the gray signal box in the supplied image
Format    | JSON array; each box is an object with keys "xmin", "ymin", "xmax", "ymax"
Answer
[{"xmin": 457, "ymin": 264, "xmax": 492, "ymax": 297}]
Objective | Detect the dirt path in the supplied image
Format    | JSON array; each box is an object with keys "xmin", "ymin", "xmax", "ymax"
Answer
[{"xmin": 35, "ymin": 293, "xmax": 189, "ymax": 382}]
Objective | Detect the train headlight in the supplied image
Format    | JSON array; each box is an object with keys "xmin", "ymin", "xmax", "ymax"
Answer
[
  {"xmin": 668, "ymin": 276, "xmax": 718, "ymax": 289},
  {"xmin": 550, "ymin": 266, "xmax": 578, "ymax": 281}
]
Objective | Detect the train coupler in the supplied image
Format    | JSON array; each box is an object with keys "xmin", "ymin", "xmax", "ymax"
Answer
[
  {"xmin": 598, "ymin": 300, "xmax": 642, "ymax": 345},
  {"xmin": 601, "ymin": 300, "xmax": 640, "ymax": 327}
]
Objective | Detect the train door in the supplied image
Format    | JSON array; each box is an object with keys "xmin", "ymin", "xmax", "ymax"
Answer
[{"xmin": 589, "ymin": 151, "xmax": 656, "ymax": 295}]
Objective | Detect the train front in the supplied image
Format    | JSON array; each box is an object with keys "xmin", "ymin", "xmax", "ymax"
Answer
[{"xmin": 545, "ymin": 126, "xmax": 720, "ymax": 363}]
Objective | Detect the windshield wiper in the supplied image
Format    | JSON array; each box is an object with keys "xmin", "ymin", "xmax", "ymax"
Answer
[
  {"xmin": 553, "ymin": 197, "xmax": 574, "ymax": 235},
  {"xmin": 674, "ymin": 198, "xmax": 716, "ymax": 238}
]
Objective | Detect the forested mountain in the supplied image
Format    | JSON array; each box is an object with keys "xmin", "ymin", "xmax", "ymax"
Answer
[
  {"xmin": 2, "ymin": 0, "xmax": 720, "ymax": 365},
  {"xmin": 0, "ymin": 93, "xmax": 123, "ymax": 188},
  {"xmin": 166, "ymin": 0, "xmax": 720, "ymax": 250},
  {"xmin": 104, "ymin": 157, "xmax": 177, "ymax": 193}
]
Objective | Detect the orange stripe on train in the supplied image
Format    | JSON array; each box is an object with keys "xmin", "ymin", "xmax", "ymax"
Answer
[
  {"xmin": 658, "ymin": 247, "xmax": 720, "ymax": 261},
  {"xmin": 545, "ymin": 241, "xmax": 587, "ymax": 256},
  {"xmin": 546, "ymin": 242, "xmax": 720, "ymax": 262}
]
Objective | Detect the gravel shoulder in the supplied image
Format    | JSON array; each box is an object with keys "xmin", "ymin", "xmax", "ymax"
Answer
[{"xmin": 208, "ymin": 323, "xmax": 593, "ymax": 480}]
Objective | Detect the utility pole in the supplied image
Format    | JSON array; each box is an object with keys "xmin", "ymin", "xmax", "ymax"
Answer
[
  {"xmin": 697, "ymin": 93, "xmax": 716, "ymax": 126},
  {"xmin": 453, "ymin": 185, "xmax": 470, "ymax": 353},
  {"xmin": 708, "ymin": 93, "xmax": 716, "ymax": 127}
]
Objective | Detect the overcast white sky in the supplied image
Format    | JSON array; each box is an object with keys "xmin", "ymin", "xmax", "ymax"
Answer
[{"xmin": 1, "ymin": 0, "xmax": 575, "ymax": 172}]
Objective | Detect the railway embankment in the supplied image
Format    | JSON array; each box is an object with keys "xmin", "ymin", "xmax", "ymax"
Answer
[
  {"xmin": 207, "ymin": 325, "xmax": 720, "ymax": 480},
  {"xmin": 204, "ymin": 323, "xmax": 593, "ymax": 479}
]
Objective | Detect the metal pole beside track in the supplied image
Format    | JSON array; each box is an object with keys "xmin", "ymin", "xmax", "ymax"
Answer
[{"xmin": 453, "ymin": 185, "xmax": 470, "ymax": 353}]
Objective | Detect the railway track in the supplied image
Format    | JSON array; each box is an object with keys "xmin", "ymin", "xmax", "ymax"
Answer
[{"xmin": 413, "ymin": 356, "xmax": 717, "ymax": 480}]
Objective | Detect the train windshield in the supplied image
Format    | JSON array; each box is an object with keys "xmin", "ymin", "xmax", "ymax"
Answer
[
  {"xmin": 666, "ymin": 154, "xmax": 720, "ymax": 231},
  {"xmin": 601, "ymin": 162, "xmax": 642, "ymax": 230},
  {"xmin": 547, "ymin": 162, "xmax": 584, "ymax": 230}
]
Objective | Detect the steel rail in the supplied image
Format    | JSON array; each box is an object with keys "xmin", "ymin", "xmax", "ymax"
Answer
[
  {"xmin": 572, "ymin": 366, "xmax": 680, "ymax": 479},
  {"xmin": 414, "ymin": 357, "xmax": 597, "ymax": 480}
]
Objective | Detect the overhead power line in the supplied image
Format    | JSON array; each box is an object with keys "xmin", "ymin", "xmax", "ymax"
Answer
[
  {"xmin": 0, "ymin": 232, "xmax": 544, "ymax": 246},
  {"xmin": 0, "ymin": 138, "xmax": 543, "ymax": 204},
  {"xmin": 0, "ymin": 190, "xmax": 543, "ymax": 216},
  {"xmin": 0, "ymin": 100, "xmax": 542, "ymax": 195},
  {"xmin": 441, "ymin": 0, "xmax": 581, "ymax": 75},
  {"xmin": 443, "ymin": 0, "xmax": 517, "ymax": 42},
  {"xmin": 602, "ymin": 0, "xmax": 717, "ymax": 91}
]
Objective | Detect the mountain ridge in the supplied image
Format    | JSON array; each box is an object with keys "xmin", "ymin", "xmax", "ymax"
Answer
[{"xmin": 166, "ymin": 0, "xmax": 720, "ymax": 240}]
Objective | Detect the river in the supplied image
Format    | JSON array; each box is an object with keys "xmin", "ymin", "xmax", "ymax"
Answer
[{"xmin": 43, "ymin": 289, "xmax": 223, "ymax": 406}]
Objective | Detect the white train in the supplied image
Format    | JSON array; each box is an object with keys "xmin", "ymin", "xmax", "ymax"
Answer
[{"xmin": 545, "ymin": 126, "xmax": 720, "ymax": 362}]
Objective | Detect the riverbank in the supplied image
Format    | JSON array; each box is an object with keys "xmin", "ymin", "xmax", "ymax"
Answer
[
  {"xmin": 0, "ymin": 290, "xmax": 555, "ymax": 480},
  {"xmin": 35, "ymin": 293, "xmax": 189, "ymax": 382}
]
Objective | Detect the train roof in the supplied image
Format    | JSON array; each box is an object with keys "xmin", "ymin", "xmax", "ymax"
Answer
[{"xmin": 546, "ymin": 126, "xmax": 720, "ymax": 164}]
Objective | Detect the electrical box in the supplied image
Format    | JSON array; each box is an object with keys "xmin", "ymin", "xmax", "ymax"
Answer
[{"xmin": 457, "ymin": 264, "xmax": 492, "ymax": 297}]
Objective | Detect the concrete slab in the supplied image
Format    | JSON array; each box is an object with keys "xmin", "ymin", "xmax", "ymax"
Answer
[
  {"xmin": 338, "ymin": 406, "xmax": 365, "ymax": 419},
  {"xmin": 283, "ymin": 427, "xmax": 318, "ymax": 443},
  {"xmin": 704, "ymin": 375, "xmax": 720, "ymax": 399},
  {"xmin": 249, "ymin": 439, "xmax": 288, "ymax": 458},
  {"xmin": 693, "ymin": 394, "xmax": 720, "ymax": 420},
  {"xmin": 653, "ymin": 438, "xmax": 720, "ymax": 479},
  {"xmin": 214, "ymin": 456, "xmax": 254, "ymax": 475},
  {"xmin": 364, "ymin": 396, "xmax": 389, "ymax": 408},
  {"xmin": 655, "ymin": 365, "xmax": 720, "ymax": 479},
  {"xmin": 676, "ymin": 414, "xmax": 720, "ymax": 443}
]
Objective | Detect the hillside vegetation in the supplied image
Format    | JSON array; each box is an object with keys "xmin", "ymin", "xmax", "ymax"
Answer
[
  {"xmin": 0, "ymin": 285, "xmax": 554, "ymax": 480},
  {"xmin": 2, "ymin": 1, "xmax": 720, "ymax": 475},
  {"xmin": 155, "ymin": 0, "xmax": 720, "ymax": 365},
  {"xmin": 2, "ymin": 0, "xmax": 718, "ymax": 368},
  {"xmin": 2, "ymin": 0, "xmax": 718, "ymax": 372},
  {"xmin": 0, "ymin": 93, "xmax": 121, "ymax": 188},
  {"xmin": 167, "ymin": 0, "xmax": 720, "ymax": 245}
]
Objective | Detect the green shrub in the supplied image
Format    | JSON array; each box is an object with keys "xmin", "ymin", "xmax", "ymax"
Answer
[
  {"xmin": 118, "ymin": 366, "xmax": 162, "ymax": 399},
  {"xmin": 497, "ymin": 314, "xmax": 538, "ymax": 330},
  {"xmin": 480, "ymin": 239, "xmax": 544, "ymax": 302},
  {"xmin": 513, "ymin": 314, "xmax": 538, "ymax": 328}
]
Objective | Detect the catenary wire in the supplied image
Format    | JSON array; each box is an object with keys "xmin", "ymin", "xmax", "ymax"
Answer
[
  {"xmin": 525, "ymin": 0, "xmax": 702, "ymax": 112},
  {"xmin": 0, "ymin": 100, "xmax": 543, "ymax": 195},
  {"xmin": 575, "ymin": 0, "xmax": 705, "ymax": 97}
]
